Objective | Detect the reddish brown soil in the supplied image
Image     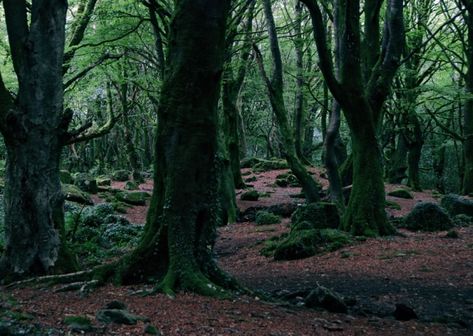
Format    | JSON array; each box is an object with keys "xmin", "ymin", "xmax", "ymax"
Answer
[{"xmin": 2, "ymin": 169, "xmax": 473, "ymax": 335}]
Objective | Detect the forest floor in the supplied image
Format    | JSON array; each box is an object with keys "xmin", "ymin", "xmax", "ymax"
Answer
[{"xmin": 1, "ymin": 168, "xmax": 473, "ymax": 335}]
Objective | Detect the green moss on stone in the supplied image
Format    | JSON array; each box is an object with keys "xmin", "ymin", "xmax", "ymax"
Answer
[{"xmin": 255, "ymin": 211, "xmax": 281, "ymax": 225}]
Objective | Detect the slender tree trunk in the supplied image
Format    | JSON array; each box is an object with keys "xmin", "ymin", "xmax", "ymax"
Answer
[
  {"xmin": 388, "ymin": 133, "xmax": 408, "ymax": 184},
  {"xmin": 325, "ymin": 101, "xmax": 344, "ymax": 207},
  {"xmin": 463, "ymin": 5, "xmax": 473, "ymax": 194},
  {"xmin": 109, "ymin": 0, "xmax": 235, "ymax": 296}
]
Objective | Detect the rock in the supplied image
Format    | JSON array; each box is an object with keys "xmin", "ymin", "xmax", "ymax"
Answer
[
  {"xmin": 445, "ymin": 229, "xmax": 459, "ymax": 238},
  {"xmin": 275, "ymin": 173, "xmax": 300, "ymax": 188},
  {"xmin": 264, "ymin": 228, "xmax": 351, "ymax": 261},
  {"xmin": 60, "ymin": 170, "xmax": 73, "ymax": 184},
  {"xmin": 240, "ymin": 157, "xmax": 262, "ymax": 168},
  {"xmin": 291, "ymin": 202, "xmax": 340, "ymax": 230},
  {"xmin": 267, "ymin": 203, "xmax": 298, "ymax": 217},
  {"xmin": 144, "ymin": 324, "xmax": 161, "ymax": 335},
  {"xmin": 124, "ymin": 181, "xmax": 139, "ymax": 190},
  {"xmin": 74, "ymin": 173, "xmax": 98, "ymax": 194},
  {"xmin": 240, "ymin": 190, "xmax": 259, "ymax": 201},
  {"xmin": 441, "ymin": 194, "xmax": 473, "ymax": 217},
  {"xmin": 403, "ymin": 202, "xmax": 453, "ymax": 231},
  {"xmin": 388, "ymin": 188, "xmax": 413, "ymax": 199},
  {"xmin": 244, "ymin": 176, "xmax": 257, "ymax": 183},
  {"xmin": 393, "ymin": 303, "xmax": 418, "ymax": 321},
  {"xmin": 116, "ymin": 191, "xmax": 149, "ymax": 205},
  {"xmin": 96, "ymin": 176, "xmax": 112, "ymax": 187},
  {"xmin": 105, "ymin": 301, "xmax": 127, "ymax": 310},
  {"xmin": 453, "ymin": 214, "xmax": 473, "ymax": 227},
  {"xmin": 64, "ymin": 315, "xmax": 93, "ymax": 333},
  {"xmin": 385, "ymin": 200, "xmax": 401, "ymax": 210},
  {"xmin": 305, "ymin": 286, "xmax": 348, "ymax": 313},
  {"xmin": 255, "ymin": 211, "xmax": 281, "ymax": 225},
  {"xmin": 62, "ymin": 184, "xmax": 93, "ymax": 205},
  {"xmin": 112, "ymin": 170, "xmax": 130, "ymax": 182},
  {"xmin": 96, "ymin": 309, "xmax": 141, "ymax": 325},
  {"xmin": 252, "ymin": 159, "xmax": 288, "ymax": 172}
]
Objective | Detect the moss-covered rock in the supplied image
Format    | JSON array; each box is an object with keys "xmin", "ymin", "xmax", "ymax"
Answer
[
  {"xmin": 244, "ymin": 176, "xmax": 257, "ymax": 183},
  {"xmin": 74, "ymin": 173, "xmax": 98, "ymax": 194},
  {"xmin": 240, "ymin": 189, "xmax": 259, "ymax": 201},
  {"xmin": 453, "ymin": 214, "xmax": 473, "ymax": 227},
  {"xmin": 124, "ymin": 181, "xmax": 139, "ymax": 190},
  {"xmin": 96, "ymin": 176, "xmax": 112, "ymax": 187},
  {"xmin": 262, "ymin": 228, "xmax": 351, "ymax": 261},
  {"xmin": 240, "ymin": 157, "xmax": 262, "ymax": 168},
  {"xmin": 252, "ymin": 159, "xmax": 288, "ymax": 172},
  {"xmin": 112, "ymin": 170, "xmax": 130, "ymax": 182},
  {"xmin": 440, "ymin": 194, "xmax": 473, "ymax": 217},
  {"xmin": 62, "ymin": 184, "xmax": 93, "ymax": 205},
  {"xmin": 64, "ymin": 315, "xmax": 93, "ymax": 333},
  {"xmin": 255, "ymin": 211, "xmax": 281, "ymax": 225},
  {"xmin": 275, "ymin": 173, "xmax": 300, "ymax": 188},
  {"xmin": 60, "ymin": 170, "xmax": 73, "ymax": 184},
  {"xmin": 116, "ymin": 191, "xmax": 149, "ymax": 205},
  {"xmin": 385, "ymin": 200, "xmax": 401, "ymax": 210},
  {"xmin": 388, "ymin": 188, "xmax": 414, "ymax": 199},
  {"xmin": 291, "ymin": 202, "xmax": 340, "ymax": 230},
  {"xmin": 304, "ymin": 285, "xmax": 348, "ymax": 313},
  {"xmin": 403, "ymin": 202, "xmax": 453, "ymax": 231}
]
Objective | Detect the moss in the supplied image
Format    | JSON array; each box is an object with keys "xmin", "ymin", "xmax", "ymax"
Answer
[
  {"xmin": 125, "ymin": 181, "xmax": 139, "ymax": 190},
  {"xmin": 240, "ymin": 157, "xmax": 262, "ymax": 168},
  {"xmin": 144, "ymin": 324, "xmax": 160, "ymax": 335},
  {"xmin": 453, "ymin": 214, "xmax": 473, "ymax": 227},
  {"xmin": 240, "ymin": 189, "xmax": 259, "ymax": 201},
  {"xmin": 388, "ymin": 188, "xmax": 414, "ymax": 199},
  {"xmin": 62, "ymin": 184, "xmax": 93, "ymax": 205},
  {"xmin": 385, "ymin": 200, "xmax": 401, "ymax": 210},
  {"xmin": 64, "ymin": 315, "xmax": 92, "ymax": 327},
  {"xmin": 74, "ymin": 173, "xmax": 98, "ymax": 194},
  {"xmin": 112, "ymin": 202, "xmax": 129, "ymax": 214},
  {"xmin": 116, "ymin": 191, "xmax": 150, "ymax": 206},
  {"xmin": 112, "ymin": 170, "xmax": 130, "ymax": 182},
  {"xmin": 275, "ymin": 172, "xmax": 300, "ymax": 187},
  {"xmin": 96, "ymin": 176, "xmax": 112, "ymax": 187},
  {"xmin": 245, "ymin": 176, "xmax": 257, "ymax": 182},
  {"xmin": 403, "ymin": 202, "xmax": 453, "ymax": 232},
  {"xmin": 255, "ymin": 211, "xmax": 281, "ymax": 225},
  {"xmin": 262, "ymin": 228, "xmax": 351, "ymax": 260},
  {"xmin": 252, "ymin": 159, "xmax": 288, "ymax": 172},
  {"xmin": 441, "ymin": 194, "xmax": 473, "ymax": 217},
  {"xmin": 291, "ymin": 202, "xmax": 340, "ymax": 230},
  {"xmin": 60, "ymin": 170, "xmax": 73, "ymax": 184},
  {"xmin": 445, "ymin": 230, "xmax": 459, "ymax": 239}
]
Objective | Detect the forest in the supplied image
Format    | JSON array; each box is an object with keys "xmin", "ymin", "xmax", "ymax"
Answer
[{"xmin": 0, "ymin": 0, "xmax": 472, "ymax": 335}]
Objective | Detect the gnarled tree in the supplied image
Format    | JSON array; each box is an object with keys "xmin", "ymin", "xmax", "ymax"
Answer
[{"xmin": 301, "ymin": 0, "xmax": 404, "ymax": 235}]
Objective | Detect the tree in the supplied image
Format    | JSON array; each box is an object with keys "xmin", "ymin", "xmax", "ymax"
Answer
[
  {"xmin": 301, "ymin": 0, "xmax": 404, "ymax": 235},
  {"xmin": 0, "ymin": 0, "xmax": 74, "ymax": 278},
  {"xmin": 102, "ymin": 0, "xmax": 237, "ymax": 296},
  {"xmin": 255, "ymin": 0, "xmax": 321, "ymax": 203}
]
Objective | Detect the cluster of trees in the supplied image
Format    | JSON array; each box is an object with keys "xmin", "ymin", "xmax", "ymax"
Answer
[{"xmin": 0, "ymin": 0, "xmax": 471, "ymax": 295}]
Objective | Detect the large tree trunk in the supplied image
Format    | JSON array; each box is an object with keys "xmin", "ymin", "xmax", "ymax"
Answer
[
  {"xmin": 342, "ymin": 106, "xmax": 394, "ymax": 236},
  {"xmin": 109, "ymin": 0, "xmax": 234, "ymax": 296},
  {"xmin": 0, "ymin": 0, "xmax": 76, "ymax": 279}
]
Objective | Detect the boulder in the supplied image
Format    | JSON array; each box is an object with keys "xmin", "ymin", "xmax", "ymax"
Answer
[
  {"xmin": 388, "ymin": 188, "xmax": 413, "ymax": 199},
  {"xmin": 291, "ymin": 202, "xmax": 340, "ymax": 230},
  {"xmin": 116, "ymin": 191, "xmax": 149, "ymax": 206},
  {"xmin": 62, "ymin": 184, "xmax": 93, "ymax": 205},
  {"xmin": 74, "ymin": 173, "xmax": 98, "ymax": 194},
  {"xmin": 255, "ymin": 211, "xmax": 281, "ymax": 225},
  {"xmin": 64, "ymin": 316, "xmax": 93, "ymax": 333},
  {"xmin": 112, "ymin": 170, "xmax": 130, "ymax": 182},
  {"xmin": 403, "ymin": 202, "xmax": 453, "ymax": 231},
  {"xmin": 304, "ymin": 285, "xmax": 348, "ymax": 313},
  {"xmin": 441, "ymin": 194, "xmax": 473, "ymax": 217},
  {"xmin": 275, "ymin": 173, "xmax": 300, "ymax": 188},
  {"xmin": 240, "ymin": 190, "xmax": 259, "ymax": 201},
  {"xmin": 96, "ymin": 176, "xmax": 112, "ymax": 187},
  {"xmin": 124, "ymin": 181, "xmax": 139, "ymax": 190},
  {"xmin": 96, "ymin": 309, "xmax": 148, "ymax": 325},
  {"xmin": 393, "ymin": 303, "xmax": 418, "ymax": 321}
]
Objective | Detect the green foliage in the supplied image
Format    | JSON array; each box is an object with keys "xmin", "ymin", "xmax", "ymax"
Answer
[
  {"xmin": 252, "ymin": 159, "xmax": 288, "ymax": 172},
  {"xmin": 291, "ymin": 202, "xmax": 340, "ymax": 230}
]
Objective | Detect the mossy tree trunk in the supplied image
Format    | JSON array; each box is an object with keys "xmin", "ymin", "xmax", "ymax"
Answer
[
  {"xmin": 222, "ymin": 1, "xmax": 256, "ymax": 189},
  {"xmin": 463, "ymin": 1, "xmax": 473, "ymax": 194},
  {"xmin": 110, "ymin": 0, "xmax": 235, "ymax": 296},
  {"xmin": 0, "ymin": 1, "xmax": 77, "ymax": 279},
  {"xmin": 302, "ymin": 0, "xmax": 403, "ymax": 235},
  {"xmin": 255, "ymin": 0, "xmax": 321, "ymax": 203}
]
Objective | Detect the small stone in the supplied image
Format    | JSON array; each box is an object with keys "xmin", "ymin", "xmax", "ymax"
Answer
[
  {"xmin": 305, "ymin": 285, "xmax": 348, "ymax": 313},
  {"xmin": 144, "ymin": 324, "xmax": 161, "ymax": 335},
  {"xmin": 393, "ymin": 303, "xmax": 418, "ymax": 321}
]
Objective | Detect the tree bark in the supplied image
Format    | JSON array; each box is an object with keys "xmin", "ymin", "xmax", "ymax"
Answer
[
  {"xmin": 108, "ymin": 0, "xmax": 235, "ymax": 296},
  {"xmin": 0, "ymin": 0, "xmax": 77, "ymax": 279}
]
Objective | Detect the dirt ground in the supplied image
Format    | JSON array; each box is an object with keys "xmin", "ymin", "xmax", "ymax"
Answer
[{"xmin": 1, "ymin": 168, "xmax": 472, "ymax": 335}]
